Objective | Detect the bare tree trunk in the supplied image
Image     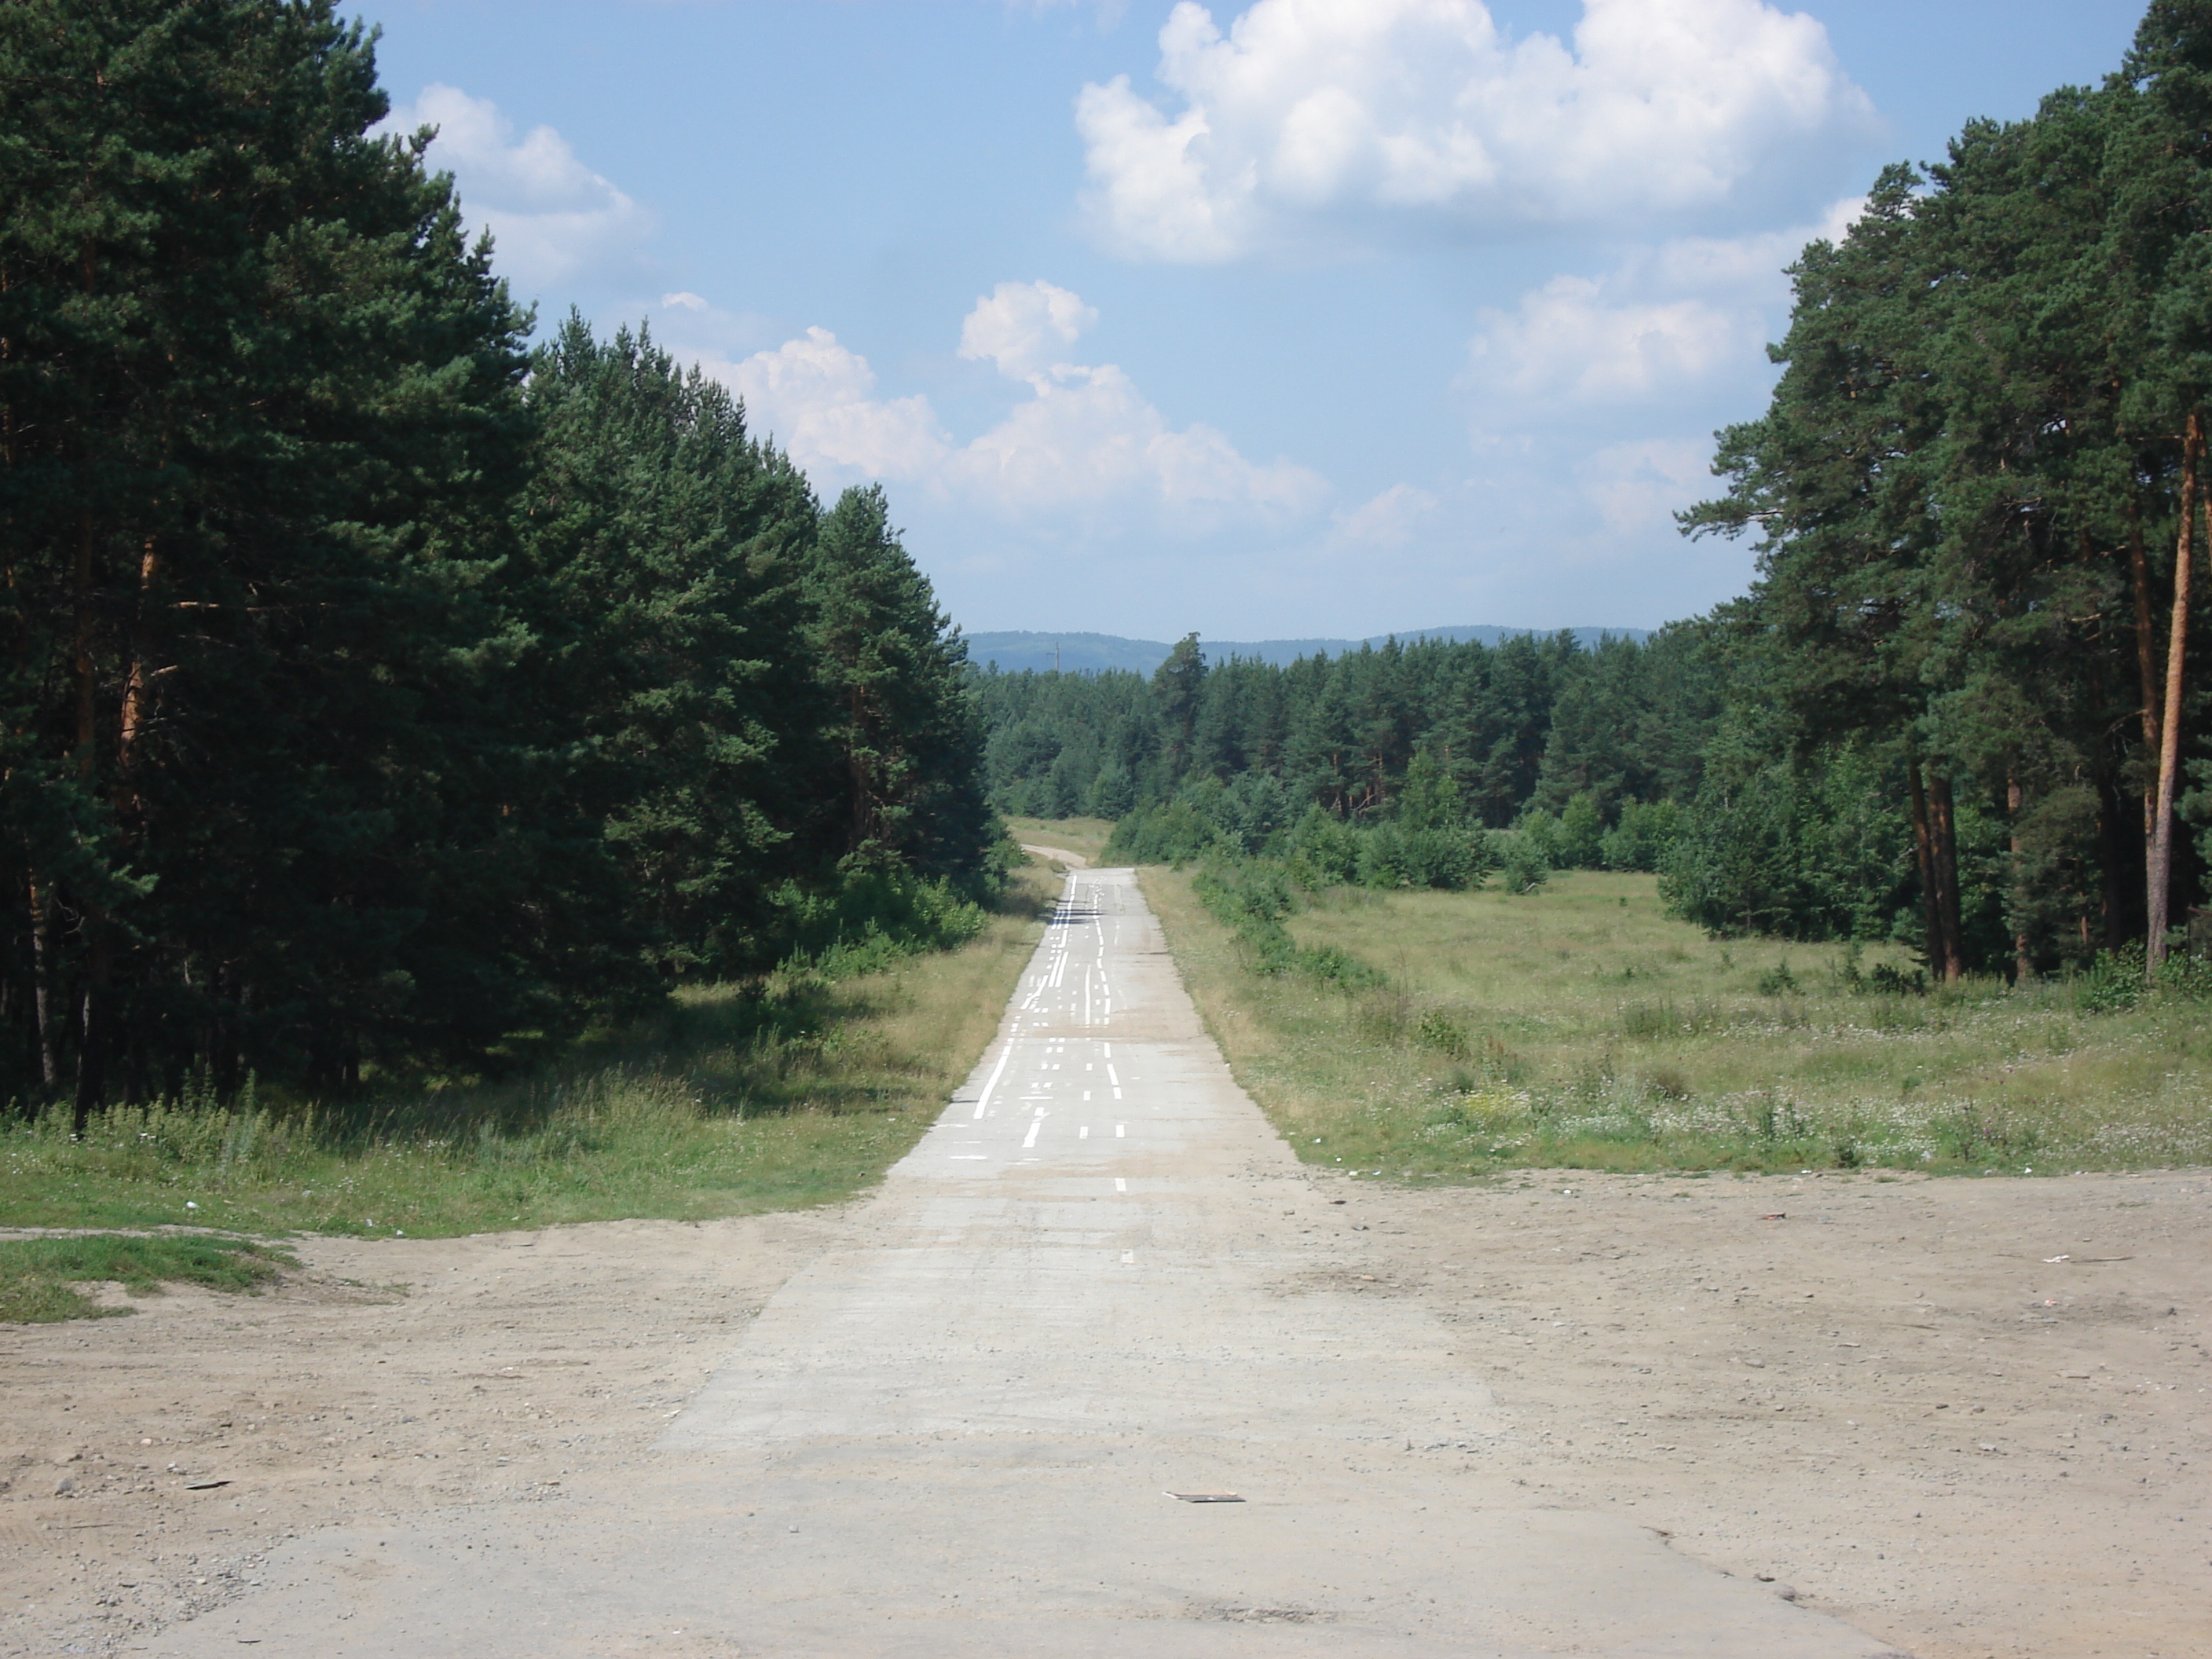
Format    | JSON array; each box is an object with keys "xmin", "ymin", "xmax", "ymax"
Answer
[
  {"xmin": 1907, "ymin": 755, "xmax": 1945, "ymax": 979},
  {"xmin": 115, "ymin": 533, "xmax": 158, "ymax": 821},
  {"xmin": 2149, "ymin": 408, "xmax": 2203, "ymax": 973},
  {"xmin": 70, "ymin": 507, "xmax": 108, "ymax": 1126},
  {"xmin": 27, "ymin": 872, "xmax": 56, "ymax": 1091},
  {"xmin": 73, "ymin": 935, "xmax": 105, "ymax": 1135},
  {"xmin": 2009, "ymin": 775, "xmax": 2033, "ymax": 984},
  {"xmin": 1929, "ymin": 771, "xmax": 1964, "ymax": 982}
]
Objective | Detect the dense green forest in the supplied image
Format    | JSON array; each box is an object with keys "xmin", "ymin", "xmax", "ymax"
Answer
[
  {"xmin": 980, "ymin": 0, "xmax": 2212, "ymax": 985},
  {"xmin": 0, "ymin": 1, "xmax": 998, "ymax": 1117}
]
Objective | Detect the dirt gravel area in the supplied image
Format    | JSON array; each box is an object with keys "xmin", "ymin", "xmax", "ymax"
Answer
[
  {"xmin": 2, "ymin": 1168, "xmax": 2205, "ymax": 1658},
  {"xmin": 1356, "ymin": 1166, "xmax": 2210, "ymax": 1659},
  {"xmin": 0, "ymin": 1213, "xmax": 834, "ymax": 1657}
]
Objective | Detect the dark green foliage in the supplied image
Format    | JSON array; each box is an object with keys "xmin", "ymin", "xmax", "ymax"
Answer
[
  {"xmin": 994, "ymin": 625, "xmax": 1715, "ymax": 897},
  {"xmin": 0, "ymin": 7, "xmax": 998, "ymax": 1112},
  {"xmin": 1493, "ymin": 832, "xmax": 1551, "ymax": 895},
  {"xmin": 1658, "ymin": 747, "xmax": 1917, "ymax": 942},
  {"xmin": 806, "ymin": 485, "xmax": 996, "ymax": 892},
  {"xmin": 1673, "ymin": 5, "xmax": 2212, "ymax": 978},
  {"xmin": 1600, "ymin": 800, "xmax": 1686, "ymax": 872},
  {"xmin": 517, "ymin": 319, "xmax": 822, "ymax": 985}
]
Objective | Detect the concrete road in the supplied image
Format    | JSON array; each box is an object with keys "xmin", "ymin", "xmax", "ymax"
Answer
[{"xmin": 157, "ymin": 868, "xmax": 1903, "ymax": 1657}]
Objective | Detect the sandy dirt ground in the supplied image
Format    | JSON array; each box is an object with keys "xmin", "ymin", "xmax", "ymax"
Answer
[{"xmin": 6, "ymin": 1173, "xmax": 2203, "ymax": 1657}]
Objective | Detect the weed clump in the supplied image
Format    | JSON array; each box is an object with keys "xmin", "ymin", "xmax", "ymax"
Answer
[{"xmin": 0, "ymin": 1234, "xmax": 294, "ymax": 1324}]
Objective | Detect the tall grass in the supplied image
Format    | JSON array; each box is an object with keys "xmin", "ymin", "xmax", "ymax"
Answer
[
  {"xmin": 1142, "ymin": 866, "xmax": 2212, "ymax": 1178},
  {"xmin": 0, "ymin": 865, "xmax": 1057, "ymax": 1237}
]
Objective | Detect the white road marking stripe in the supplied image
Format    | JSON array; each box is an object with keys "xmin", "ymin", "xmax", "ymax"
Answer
[
  {"xmin": 1105, "ymin": 1065, "xmax": 1119, "ymax": 1086},
  {"xmin": 971, "ymin": 1032, "xmax": 1019, "ymax": 1120},
  {"xmin": 1120, "ymin": 1251, "xmax": 1134, "ymax": 1265},
  {"xmin": 1023, "ymin": 1116, "xmax": 1043, "ymax": 1148},
  {"xmin": 1114, "ymin": 1177, "xmax": 1126, "ymax": 1192},
  {"xmin": 1115, "ymin": 1123, "xmax": 1126, "ymax": 1137},
  {"xmin": 1079, "ymin": 1125, "xmax": 1090, "ymax": 1139}
]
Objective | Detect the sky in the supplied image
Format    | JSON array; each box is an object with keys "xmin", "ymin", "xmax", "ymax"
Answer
[{"xmin": 361, "ymin": 0, "xmax": 2147, "ymax": 639}]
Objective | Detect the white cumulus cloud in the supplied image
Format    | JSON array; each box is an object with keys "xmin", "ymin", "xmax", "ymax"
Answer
[
  {"xmin": 947, "ymin": 283, "xmax": 1326, "ymax": 526},
  {"xmin": 950, "ymin": 361, "xmax": 1325, "ymax": 526},
  {"xmin": 720, "ymin": 328, "xmax": 952, "ymax": 483},
  {"xmin": 1467, "ymin": 196, "xmax": 1862, "ymax": 406},
  {"xmin": 1076, "ymin": 0, "xmax": 1874, "ymax": 261},
  {"xmin": 1329, "ymin": 483, "xmax": 1439, "ymax": 548},
  {"xmin": 1470, "ymin": 276, "xmax": 1754, "ymax": 404},
  {"xmin": 699, "ymin": 284, "xmax": 1326, "ymax": 533},
  {"xmin": 958, "ymin": 280, "xmax": 1101, "ymax": 380},
  {"xmin": 380, "ymin": 85, "xmax": 650, "ymax": 291}
]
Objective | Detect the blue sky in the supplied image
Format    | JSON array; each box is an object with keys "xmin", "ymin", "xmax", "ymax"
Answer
[{"xmin": 363, "ymin": 0, "xmax": 2144, "ymax": 639}]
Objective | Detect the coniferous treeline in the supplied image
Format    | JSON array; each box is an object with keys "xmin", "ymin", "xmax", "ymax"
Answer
[
  {"xmin": 977, "ymin": 625, "xmax": 1723, "ymax": 879},
  {"xmin": 0, "ymin": 2, "xmax": 995, "ymax": 1115}
]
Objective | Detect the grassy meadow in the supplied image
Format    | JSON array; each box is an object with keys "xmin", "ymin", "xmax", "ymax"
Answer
[
  {"xmin": 0, "ymin": 864, "xmax": 1056, "ymax": 1279},
  {"xmin": 1141, "ymin": 863, "xmax": 2212, "ymax": 1179}
]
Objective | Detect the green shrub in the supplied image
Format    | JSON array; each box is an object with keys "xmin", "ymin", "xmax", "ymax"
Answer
[
  {"xmin": 1756, "ymin": 961, "xmax": 1802, "ymax": 996},
  {"xmin": 1601, "ymin": 800, "xmax": 1685, "ymax": 872},
  {"xmin": 1494, "ymin": 832, "xmax": 1551, "ymax": 894},
  {"xmin": 2076, "ymin": 944, "xmax": 2146, "ymax": 1015}
]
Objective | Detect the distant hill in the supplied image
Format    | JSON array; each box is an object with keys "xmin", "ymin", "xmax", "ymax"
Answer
[{"xmin": 963, "ymin": 624, "xmax": 1651, "ymax": 676}]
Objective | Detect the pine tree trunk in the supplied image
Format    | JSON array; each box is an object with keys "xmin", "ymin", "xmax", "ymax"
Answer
[
  {"xmin": 2148, "ymin": 408, "xmax": 2203, "ymax": 973},
  {"xmin": 1930, "ymin": 771, "xmax": 1964, "ymax": 982},
  {"xmin": 28, "ymin": 873, "xmax": 57, "ymax": 1092},
  {"xmin": 115, "ymin": 534, "xmax": 159, "ymax": 821},
  {"xmin": 2008, "ymin": 775, "xmax": 2032, "ymax": 985},
  {"xmin": 72, "ymin": 932, "xmax": 107, "ymax": 1135},
  {"xmin": 1907, "ymin": 756, "xmax": 1946, "ymax": 977}
]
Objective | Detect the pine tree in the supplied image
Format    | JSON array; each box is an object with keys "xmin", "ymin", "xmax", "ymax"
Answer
[
  {"xmin": 806, "ymin": 483, "xmax": 994, "ymax": 889},
  {"xmin": 1, "ymin": 0, "xmax": 541, "ymax": 1104}
]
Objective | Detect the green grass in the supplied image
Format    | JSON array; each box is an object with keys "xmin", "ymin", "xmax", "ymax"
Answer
[
  {"xmin": 0, "ymin": 1234, "xmax": 295, "ymax": 1324},
  {"xmin": 1142, "ymin": 866, "xmax": 2212, "ymax": 1178},
  {"xmin": 0, "ymin": 865, "xmax": 1057, "ymax": 1245},
  {"xmin": 1003, "ymin": 815, "xmax": 1116, "ymax": 864}
]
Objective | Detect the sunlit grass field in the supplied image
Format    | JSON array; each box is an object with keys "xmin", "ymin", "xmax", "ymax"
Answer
[
  {"xmin": 1142, "ymin": 865, "xmax": 2212, "ymax": 1178},
  {"xmin": 0, "ymin": 864, "xmax": 1056, "ymax": 1250},
  {"xmin": 1003, "ymin": 815, "xmax": 1115, "ymax": 864}
]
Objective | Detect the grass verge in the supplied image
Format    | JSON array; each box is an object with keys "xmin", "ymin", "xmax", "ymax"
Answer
[
  {"xmin": 1141, "ymin": 864, "xmax": 2211, "ymax": 1179},
  {"xmin": 1003, "ymin": 815, "xmax": 1116, "ymax": 864},
  {"xmin": 0, "ymin": 864, "xmax": 1055, "ymax": 1243},
  {"xmin": 0, "ymin": 1234, "xmax": 296, "ymax": 1324}
]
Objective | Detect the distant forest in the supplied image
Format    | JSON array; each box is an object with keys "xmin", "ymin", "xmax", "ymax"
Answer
[
  {"xmin": 979, "ymin": 0, "xmax": 2212, "ymax": 985},
  {"xmin": 0, "ymin": 2, "xmax": 997, "ymax": 1115}
]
